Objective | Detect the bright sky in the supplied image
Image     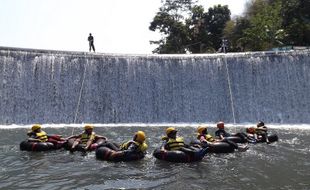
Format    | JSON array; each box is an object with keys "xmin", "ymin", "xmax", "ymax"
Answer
[{"xmin": 0, "ymin": 0, "xmax": 248, "ymax": 54}]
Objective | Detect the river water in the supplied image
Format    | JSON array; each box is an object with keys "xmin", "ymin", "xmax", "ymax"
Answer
[{"xmin": 0, "ymin": 124, "xmax": 309, "ymax": 190}]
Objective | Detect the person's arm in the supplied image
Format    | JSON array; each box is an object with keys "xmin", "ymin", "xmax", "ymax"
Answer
[
  {"xmin": 84, "ymin": 138, "xmax": 94, "ymax": 150},
  {"xmin": 65, "ymin": 135, "xmax": 79, "ymax": 140},
  {"xmin": 27, "ymin": 131, "xmax": 34, "ymax": 137},
  {"xmin": 254, "ymin": 133, "xmax": 258, "ymax": 140},
  {"xmin": 84, "ymin": 133, "xmax": 96, "ymax": 150},
  {"xmin": 262, "ymin": 127, "xmax": 268, "ymax": 134},
  {"xmin": 126, "ymin": 142, "xmax": 139, "ymax": 152},
  {"xmin": 199, "ymin": 135, "xmax": 207, "ymax": 143},
  {"xmin": 160, "ymin": 141, "xmax": 168, "ymax": 151},
  {"xmin": 219, "ymin": 132, "xmax": 225, "ymax": 140}
]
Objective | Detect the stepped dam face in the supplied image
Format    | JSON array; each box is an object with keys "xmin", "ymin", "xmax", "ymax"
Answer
[{"xmin": 0, "ymin": 47, "xmax": 309, "ymax": 124}]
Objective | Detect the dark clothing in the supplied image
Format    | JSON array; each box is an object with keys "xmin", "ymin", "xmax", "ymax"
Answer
[
  {"xmin": 216, "ymin": 129, "xmax": 248, "ymax": 142},
  {"xmin": 88, "ymin": 35, "xmax": 95, "ymax": 52},
  {"xmin": 215, "ymin": 129, "xmax": 239, "ymax": 149},
  {"xmin": 222, "ymin": 138, "xmax": 238, "ymax": 149},
  {"xmin": 215, "ymin": 129, "xmax": 231, "ymax": 138}
]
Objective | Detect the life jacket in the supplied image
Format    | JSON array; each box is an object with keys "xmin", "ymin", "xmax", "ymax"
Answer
[
  {"xmin": 80, "ymin": 132, "xmax": 96, "ymax": 144},
  {"xmin": 255, "ymin": 126, "xmax": 267, "ymax": 135},
  {"xmin": 197, "ymin": 133, "xmax": 215, "ymax": 142},
  {"xmin": 165, "ymin": 137, "xmax": 185, "ymax": 151},
  {"xmin": 120, "ymin": 140, "xmax": 148, "ymax": 153},
  {"xmin": 35, "ymin": 131, "xmax": 48, "ymax": 142}
]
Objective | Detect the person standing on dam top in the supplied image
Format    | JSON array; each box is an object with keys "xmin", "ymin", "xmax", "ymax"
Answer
[{"xmin": 88, "ymin": 33, "xmax": 95, "ymax": 52}]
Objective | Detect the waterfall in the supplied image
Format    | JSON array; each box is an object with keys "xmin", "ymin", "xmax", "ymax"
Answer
[{"xmin": 0, "ymin": 47, "xmax": 309, "ymax": 124}]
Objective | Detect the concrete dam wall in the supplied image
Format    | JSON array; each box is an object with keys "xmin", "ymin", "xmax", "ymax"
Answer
[{"xmin": 0, "ymin": 47, "xmax": 309, "ymax": 124}]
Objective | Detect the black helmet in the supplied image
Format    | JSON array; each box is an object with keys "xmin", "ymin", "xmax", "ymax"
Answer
[{"xmin": 257, "ymin": 121, "xmax": 265, "ymax": 127}]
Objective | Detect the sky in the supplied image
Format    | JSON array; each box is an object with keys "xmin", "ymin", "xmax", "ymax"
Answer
[{"xmin": 0, "ymin": 0, "xmax": 249, "ymax": 54}]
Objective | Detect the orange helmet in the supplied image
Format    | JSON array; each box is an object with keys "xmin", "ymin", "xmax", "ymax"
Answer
[
  {"xmin": 197, "ymin": 125, "xmax": 207, "ymax": 134},
  {"xmin": 217, "ymin": 121, "xmax": 224, "ymax": 129}
]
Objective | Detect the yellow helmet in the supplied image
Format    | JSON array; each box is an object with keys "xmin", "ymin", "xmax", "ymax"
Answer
[
  {"xmin": 31, "ymin": 124, "xmax": 41, "ymax": 131},
  {"xmin": 197, "ymin": 125, "xmax": 207, "ymax": 134},
  {"xmin": 166, "ymin": 127, "xmax": 177, "ymax": 136},
  {"xmin": 135, "ymin": 131, "xmax": 146, "ymax": 142},
  {"xmin": 84, "ymin": 125, "xmax": 94, "ymax": 130}
]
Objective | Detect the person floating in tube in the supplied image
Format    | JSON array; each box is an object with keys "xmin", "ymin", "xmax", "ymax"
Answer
[
  {"xmin": 119, "ymin": 131, "xmax": 148, "ymax": 154},
  {"xmin": 215, "ymin": 121, "xmax": 250, "ymax": 142},
  {"xmin": 69, "ymin": 125, "xmax": 107, "ymax": 151},
  {"xmin": 255, "ymin": 121, "xmax": 270, "ymax": 144},
  {"xmin": 197, "ymin": 125, "xmax": 248, "ymax": 151},
  {"xmin": 88, "ymin": 33, "xmax": 95, "ymax": 52},
  {"xmin": 246, "ymin": 121, "xmax": 270, "ymax": 144},
  {"xmin": 161, "ymin": 127, "xmax": 200, "ymax": 155},
  {"xmin": 27, "ymin": 124, "xmax": 48, "ymax": 142},
  {"xmin": 27, "ymin": 124, "xmax": 65, "ymax": 144},
  {"xmin": 97, "ymin": 131, "xmax": 148, "ymax": 158},
  {"xmin": 214, "ymin": 121, "xmax": 249, "ymax": 151}
]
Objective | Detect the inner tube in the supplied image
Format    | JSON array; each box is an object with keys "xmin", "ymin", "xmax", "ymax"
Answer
[
  {"xmin": 96, "ymin": 146, "xmax": 145, "ymax": 162},
  {"xmin": 190, "ymin": 140, "xmax": 235, "ymax": 153},
  {"xmin": 225, "ymin": 134, "xmax": 248, "ymax": 143},
  {"xmin": 207, "ymin": 142, "xmax": 235, "ymax": 153},
  {"xmin": 255, "ymin": 134, "xmax": 279, "ymax": 143},
  {"xmin": 153, "ymin": 146, "xmax": 207, "ymax": 163},
  {"xmin": 20, "ymin": 141, "xmax": 55, "ymax": 151},
  {"xmin": 20, "ymin": 135, "xmax": 66, "ymax": 151},
  {"xmin": 63, "ymin": 137, "xmax": 105, "ymax": 151},
  {"xmin": 47, "ymin": 135, "xmax": 66, "ymax": 149}
]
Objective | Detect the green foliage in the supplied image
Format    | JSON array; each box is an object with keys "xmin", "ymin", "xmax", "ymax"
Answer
[
  {"xmin": 227, "ymin": 0, "xmax": 309, "ymax": 51},
  {"xmin": 149, "ymin": 0, "xmax": 194, "ymax": 53},
  {"xmin": 224, "ymin": 17, "xmax": 251, "ymax": 51},
  {"xmin": 149, "ymin": 0, "xmax": 231, "ymax": 54},
  {"xmin": 149, "ymin": 0, "xmax": 309, "ymax": 53},
  {"xmin": 203, "ymin": 5, "xmax": 231, "ymax": 51},
  {"xmin": 281, "ymin": 0, "xmax": 310, "ymax": 46},
  {"xmin": 243, "ymin": 0, "xmax": 283, "ymax": 50}
]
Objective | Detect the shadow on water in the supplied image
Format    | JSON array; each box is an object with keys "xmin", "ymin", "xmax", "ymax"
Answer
[{"xmin": 0, "ymin": 125, "xmax": 310, "ymax": 190}]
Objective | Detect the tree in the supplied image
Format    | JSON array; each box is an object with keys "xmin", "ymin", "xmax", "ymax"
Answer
[
  {"xmin": 241, "ymin": 0, "xmax": 284, "ymax": 50},
  {"xmin": 232, "ymin": 0, "xmax": 309, "ymax": 51},
  {"xmin": 149, "ymin": 1, "xmax": 231, "ymax": 54},
  {"xmin": 223, "ymin": 17, "xmax": 251, "ymax": 52},
  {"xmin": 281, "ymin": 0, "xmax": 310, "ymax": 46},
  {"xmin": 186, "ymin": 5, "xmax": 231, "ymax": 53},
  {"xmin": 185, "ymin": 5, "xmax": 210, "ymax": 53},
  {"xmin": 149, "ymin": 0, "xmax": 196, "ymax": 54},
  {"xmin": 204, "ymin": 5, "xmax": 231, "ymax": 51}
]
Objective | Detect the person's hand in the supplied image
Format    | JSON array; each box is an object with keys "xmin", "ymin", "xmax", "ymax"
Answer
[{"xmin": 160, "ymin": 148, "xmax": 167, "ymax": 153}]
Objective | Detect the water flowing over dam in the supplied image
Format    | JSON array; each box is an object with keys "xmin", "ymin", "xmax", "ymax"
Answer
[{"xmin": 0, "ymin": 47, "xmax": 309, "ymax": 124}]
